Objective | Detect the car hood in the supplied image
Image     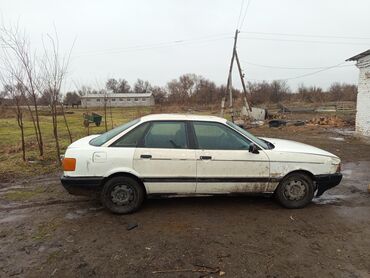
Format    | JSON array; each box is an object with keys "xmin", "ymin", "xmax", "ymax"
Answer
[
  {"xmin": 260, "ymin": 137, "xmax": 338, "ymax": 158},
  {"xmin": 67, "ymin": 135, "xmax": 100, "ymax": 149}
]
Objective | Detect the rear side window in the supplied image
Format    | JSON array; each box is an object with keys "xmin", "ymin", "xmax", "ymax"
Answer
[
  {"xmin": 110, "ymin": 122, "xmax": 149, "ymax": 147},
  {"xmin": 143, "ymin": 122, "xmax": 187, "ymax": 149},
  {"xmin": 193, "ymin": 122, "xmax": 251, "ymax": 150},
  {"xmin": 89, "ymin": 119, "xmax": 140, "ymax": 146}
]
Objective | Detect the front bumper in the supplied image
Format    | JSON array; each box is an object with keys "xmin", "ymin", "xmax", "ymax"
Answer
[
  {"xmin": 315, "ymin": 173, "xmax": 342, "ymax": 196},
  {"xmin": 60, "ymin": 176, "xmax": 104, "ymax": 196}
]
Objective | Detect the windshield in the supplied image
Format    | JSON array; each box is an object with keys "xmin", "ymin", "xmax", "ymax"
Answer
[
  {"xmin": 226, "ymin": 121, "xmax": 269, "ymax": 149},
  {"xmin": 89, "ymin": 118, "xmax": 140, "ymax": 146}
]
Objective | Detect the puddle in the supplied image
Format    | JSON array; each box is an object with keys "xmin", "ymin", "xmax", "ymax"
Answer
[
  {"xmin": 331, "ymin": 128, "xmax": 355, "ymax": 136},
  {"xmin": 0, "ymin": 214, "xmax": 27, "ymax": 223},
  {"xmin": 0, "ymin": 186, "xmax": 26, "ymax": 193},
  {"xmin": 342, "ymin": 161, "xmax": 370, "ymax": 192},
  {"xmin": 328, "ymin": 137, "xmax": 345, "ymax": 142},
  {"xmin": 65, "ymin": 209, "xmax": 87, "ymax": 219},
  {"xmin": 88, "ymin": 206, "xmax": 104, "ymax": 212},
  {"xmin": 65, "ymin": 207, "xmax": 103, "ymax": 220},
  {"xmin": 313, "ymin": 194, "xmax": 347, "ymax": 205},
  {"xmin": 65, "ymin": 212, "xmax": 82, "ymax": 220},
  {"xmin": 313, "ymin": 161, "xmax": 370, "ymax": 206}
]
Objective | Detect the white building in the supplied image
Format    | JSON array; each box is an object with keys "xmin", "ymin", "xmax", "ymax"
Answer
[
  {"xmin": 347, "ymin": 50, "xmax": 370, "ymax": 137},
  {"xmin": 81, "ymin": 93, "xmax": 155, "ymax": 108}
]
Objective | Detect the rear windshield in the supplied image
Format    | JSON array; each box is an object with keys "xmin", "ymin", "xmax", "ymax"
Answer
[
  {"xmin": 226, "ymin": 121, "xmax": 268, "ymax": 149},
  {"xmin": 89, "ymin": 119, "xmax": 140, "ymax": 146}
]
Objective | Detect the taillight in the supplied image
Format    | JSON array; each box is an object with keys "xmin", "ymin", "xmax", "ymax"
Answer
[{"xmin": 63, "ymin": 158, "xmax": 76, "ymax": 171}]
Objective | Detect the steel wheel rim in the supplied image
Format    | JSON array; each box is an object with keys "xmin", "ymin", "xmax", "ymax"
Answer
[
  {"xmin": 111, "ymin": 184, "xmax": 135, "ymax": 206},
  {"xmin": 283, "ymin": 179, "xmax": 307, "ymax": 201}
]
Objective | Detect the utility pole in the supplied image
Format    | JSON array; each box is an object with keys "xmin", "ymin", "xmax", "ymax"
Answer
[
  {"xmin": 221, "ymin": 29, "xmax": 238, "ymax": 119},
  {"xmin": 221, "ymin": 29, "xmax": 252, "ymax": 120},
  {"xmin": 235, "ymin": 50, "xmax": 252, "ymax": 112}
]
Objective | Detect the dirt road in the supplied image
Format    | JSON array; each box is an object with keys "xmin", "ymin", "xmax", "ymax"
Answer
[{"xmin": 1, "ymin": 126, "xmax": 370, "ymax": 277}]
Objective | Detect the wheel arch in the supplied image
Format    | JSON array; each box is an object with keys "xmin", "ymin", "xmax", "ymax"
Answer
[
  {"xmin": 102, "ymin": 172, "xmax": 147, "ymax": 195},
  {"xmin": 281, "ymin": 169, "xmax": 315, "ymax": 181}
]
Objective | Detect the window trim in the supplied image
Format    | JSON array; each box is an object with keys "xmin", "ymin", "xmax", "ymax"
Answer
[
  {"xmin": 109, "ymin": 122, "xmax": 151, "ymax": 148},
  {"xmin": 109, "ymin": 120, "xmax": 195, "ymax": 149},
  {"xmin": 190, "ymin": 121, "xmax": 253, "ymax": 151},
  {"xmin": 90, "ymin": 118, "xmax": 140, "ymax": 146}
]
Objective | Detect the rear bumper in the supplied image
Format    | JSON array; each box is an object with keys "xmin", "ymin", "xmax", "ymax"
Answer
[
  {"xmin": 60, "ymin": 176, "xmax": 103, "ymax": 196},
  {"xmin": 315, "ymin": 173, "xmax": 342, "ymax": 196}
]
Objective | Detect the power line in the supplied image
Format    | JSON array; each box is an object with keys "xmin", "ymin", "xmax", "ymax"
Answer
[
  {"xmin": 246, "ymin": 62, "xmax": 349, "ymax": 82},
  {"xmin": 236, "ymin": 0, "xmax": 245, "ymax": 30},
  {"xmin": 239, "ymin": 0, "xmax": 252, "ymax": 30},
  {"xmin": 281, "ymin": 62, "xmax": 348, "ymax": 80},
  {"xmin": 238, "ymin": 36, "xmax": 370, "ymax": 46},
  {"xmin": 240, "ymin": 31, "xmax": 370, "ymax": 41},
  {"xmin": 72, "ymin": 34, "xmax": 232, "ymax": 58},
  {"xmin": 242, "ymin": 60, "xmax": 355, "ymax": 70}
]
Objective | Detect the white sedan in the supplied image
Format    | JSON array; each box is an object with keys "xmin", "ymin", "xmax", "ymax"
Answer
[{"xmin": 61, "ymin": 114, "xmax": 342, "ymax": 214}]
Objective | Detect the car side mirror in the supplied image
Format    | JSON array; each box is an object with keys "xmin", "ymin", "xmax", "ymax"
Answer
[{"xmin": 249, "ymin": 143, "xmax": 259, "ymax": 154}]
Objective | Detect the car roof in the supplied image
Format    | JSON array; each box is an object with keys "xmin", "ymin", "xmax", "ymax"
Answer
[{"xmin": 140, "ymin": 113, "xmax": 227, "ymax": 123}]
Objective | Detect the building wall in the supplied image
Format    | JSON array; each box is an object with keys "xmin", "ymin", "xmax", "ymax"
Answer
[
  {"xmin": 356, "ymin": 55, "xmax": 370, "ymax": 137},
  {"xmin": 81, "ymin": 96, "xmax": 155, "ymax": 108}
]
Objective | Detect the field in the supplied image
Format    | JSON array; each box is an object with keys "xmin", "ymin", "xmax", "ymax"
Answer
[
  {"xmin": 0, "ymin": 106, "xmax": 184, "ymax": 181},
  {"xmin": 1, "ymin": 104, "xmax": 370, "ymax": 277}
]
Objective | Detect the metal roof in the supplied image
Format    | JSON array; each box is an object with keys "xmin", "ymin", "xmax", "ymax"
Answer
[
  {"xmin": 346, "ymin": 49, "xmax": 370, "ymax": 61},
  {"xmin": 81, "ymin": 93, "xmax": 153, "ymax": 98}
]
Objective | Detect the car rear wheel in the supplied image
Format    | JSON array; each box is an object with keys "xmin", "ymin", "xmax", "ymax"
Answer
[
  {"xmin": 101, "ymin": 176, "xmax": 145, "ymax": 214},
  {"xmin": 275, "ymin": 173, "xmax": 314, "ymax": 209}
]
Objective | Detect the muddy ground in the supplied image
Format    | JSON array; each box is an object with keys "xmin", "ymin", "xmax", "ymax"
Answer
[{"xmin": 1, "ymin": 125, "xmax": 370, "ymax": 278}]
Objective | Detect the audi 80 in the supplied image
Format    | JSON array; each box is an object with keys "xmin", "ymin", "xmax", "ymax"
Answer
[{"xmin": 61, "ymin": 114, "xmax": 342, "ymax": 214}]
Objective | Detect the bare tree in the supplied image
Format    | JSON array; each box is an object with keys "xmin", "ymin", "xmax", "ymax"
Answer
[
  {"xmin": 60, "ymin": 102, "xmax": 73, "ymax": 143},
  {"xmin": 0, "ymin": 80, "xmax": 26, "ymax": 161},
  {"xmin": 0, "ymin": 23, "xmax": 44, "ymax": 156},
  {"xmin": 133, "ymin": 79, "xmax": 151, "ymax": 94},
  {"xmin": 100, "ymin": 89, "xmax": 109, "ymax": 132},
  {"xmin": 151, "ymin": 86, "xmax": 167, "ymax": 104},
  {"xmin": 40, "ymin": 31, "xmax": 73, "ymax": 163}
]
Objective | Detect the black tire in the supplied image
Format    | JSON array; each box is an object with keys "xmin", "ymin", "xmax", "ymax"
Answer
[
  {"xmin": 101, "ymin": 176, "xmax": 145, "ymax": 214},
  {"xmin": 275, "ymin": 173, "xmax": 314, "ymax": 209}
]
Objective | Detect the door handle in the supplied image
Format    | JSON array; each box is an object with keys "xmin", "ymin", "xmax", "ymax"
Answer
[
  {"xmin": 140, "ymin": 154, "xmax": 152, "ymax": 159},
  {"xmin": 200, "ymin": 156, "xmax": 212, "ymax": 160}
]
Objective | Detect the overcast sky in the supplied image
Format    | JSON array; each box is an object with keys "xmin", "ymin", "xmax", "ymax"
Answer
[{"xmin": 1, "ymin": 0, "xmax": 370, "ymax": 91}]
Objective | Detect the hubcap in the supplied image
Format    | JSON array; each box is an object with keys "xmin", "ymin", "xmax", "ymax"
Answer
[
  {"xmin": 284, "ymin": 180, "xmax": 306, "ymax": 201},
  {"xmin": 111, "ymin": 184, "xmax": 134, "ymax": 206}
]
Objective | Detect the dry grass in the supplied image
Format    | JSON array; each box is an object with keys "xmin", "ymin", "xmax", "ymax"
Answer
[{"xmin": 0, "ymin": 104, "xmax": 217, "ymax": 181}]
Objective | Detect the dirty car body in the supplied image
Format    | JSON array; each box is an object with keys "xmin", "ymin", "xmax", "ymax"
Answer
[{"xmin": 60, "ymin": 114, "xmax": 342, "ymax": 213}]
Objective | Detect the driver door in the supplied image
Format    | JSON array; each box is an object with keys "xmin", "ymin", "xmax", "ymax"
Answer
[{"xmin": 192, "ymin": 121, "xmax": 270, "ymax": 194}]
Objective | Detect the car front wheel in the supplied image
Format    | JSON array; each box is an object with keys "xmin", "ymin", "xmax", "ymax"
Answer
[
  {"xmin": 101, "ymin": 176, "xmax": 145, "ymax": 214},
  {"xmin": 275, "ymin": 173, "xmax": 314, "ymax": 209}
]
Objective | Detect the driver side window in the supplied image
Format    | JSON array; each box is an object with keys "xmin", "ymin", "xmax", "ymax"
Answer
[{"xmin": 193, "ymin": 122, "xmax": 250, "ymax": 150}]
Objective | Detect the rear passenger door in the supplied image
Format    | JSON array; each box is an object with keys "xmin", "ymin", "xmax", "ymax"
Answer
[{"xmin": 133, "ymin": 121, "xmax": 197, "ymax": 194}]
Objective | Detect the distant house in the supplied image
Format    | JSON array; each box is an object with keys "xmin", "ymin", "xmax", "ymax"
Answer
[
  {"xmin": 81, "ymin": 92, "xmax": 155, "ymax": 108},
  {"xmin": 347, "ymin": 49, "xmax": 370, "ymax": 137}
]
